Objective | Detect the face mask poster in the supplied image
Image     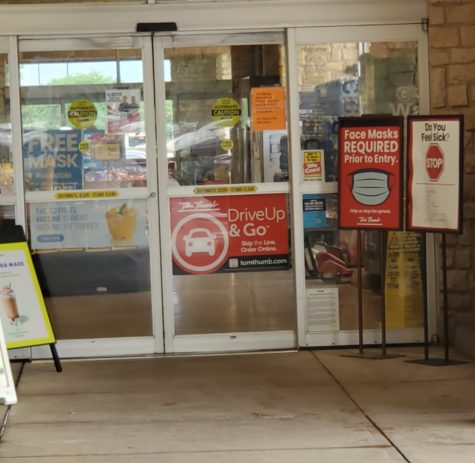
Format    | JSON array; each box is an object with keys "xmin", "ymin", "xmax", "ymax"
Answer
[{"xmin": 338, "ymin": 117, "xmax": 403, "ymax": 230}]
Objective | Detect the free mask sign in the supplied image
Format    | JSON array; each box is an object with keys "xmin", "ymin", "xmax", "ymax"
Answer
[{"xmin": 338, "ymin": 117, "xmax": 403, "ymax": 230}]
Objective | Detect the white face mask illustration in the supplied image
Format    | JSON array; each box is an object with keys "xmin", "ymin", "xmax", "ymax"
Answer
[{"xmin": 349, "ymin": 169, "xmax": 392, "ymax": 206}]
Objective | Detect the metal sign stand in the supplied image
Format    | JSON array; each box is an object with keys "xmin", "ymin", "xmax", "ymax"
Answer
[
  {"xmin": 407, "ymin": 233, "xmax": 469, "ymax": 366},
  {"xmin": 342, "ymin": 231, "xmax": 402, "ymax": 360}
]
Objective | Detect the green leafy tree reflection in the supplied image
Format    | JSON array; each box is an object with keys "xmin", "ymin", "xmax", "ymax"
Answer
[{"xmin": 22, "ymin": 71, "xmax": 114, "ymax": 131}]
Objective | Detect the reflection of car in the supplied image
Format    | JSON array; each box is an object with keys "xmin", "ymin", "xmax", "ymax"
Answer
[
  {"xmin": 83, "ymin": 148, "xmax": 147, "ymax": 188},
  {"xmin": 183, "ymin": 228, "xmax": 216, "ymax": 257}
]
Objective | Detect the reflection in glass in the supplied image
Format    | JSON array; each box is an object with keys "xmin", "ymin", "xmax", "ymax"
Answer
[
  {"xmin": 28, "ymin": 198, "xmax": 152, "ymax": 339},
  {"xmin": 19, "ymin": 47, "xmax": 147, "ymax": 191},
  {"xmin": 299, "ymin": 42, "xmax": 423, "ymax": 334},
  {"xmin": 0, "ymin": 53, "xmax": 14, "ymax": 195},
  {"xmin": 165, "ymin": 44, "xmax": 288, "ymax": 186}
]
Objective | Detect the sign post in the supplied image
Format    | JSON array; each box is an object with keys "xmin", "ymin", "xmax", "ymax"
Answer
[
  {"xmin": 338, "ymin": 115, "xmax": 404, "ymax": 359},
  {"xmin": 406, "ymin": 115, "xmax": 468, "ymax": 366}
]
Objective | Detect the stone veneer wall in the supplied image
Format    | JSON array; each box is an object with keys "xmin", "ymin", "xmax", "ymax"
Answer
[{"xmin": 429, "ymin": 0, "xmax": 475, "ymax": 358}]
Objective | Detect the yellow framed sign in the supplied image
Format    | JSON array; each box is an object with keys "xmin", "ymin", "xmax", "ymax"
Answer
[{"xmin": 0, "ymin": 242, "xmax": 55, "ymax": 349}]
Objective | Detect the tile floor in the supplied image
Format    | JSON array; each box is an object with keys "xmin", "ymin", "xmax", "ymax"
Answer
[{"xmin": 1, "ymin": 347, "xmax": 474, "ymax": 462}]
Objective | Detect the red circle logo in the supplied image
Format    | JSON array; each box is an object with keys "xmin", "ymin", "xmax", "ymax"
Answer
[
  {"xmin": 425, "ymin": 143, "xmax": 444, "ymax": 181},
  {"xmin": 171, "ymin": 213, "xmax": 229, "ymax": 274}
]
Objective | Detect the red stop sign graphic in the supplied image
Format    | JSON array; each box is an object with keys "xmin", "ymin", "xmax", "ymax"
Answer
[{"xmin": 425, "ymin": 143, "xmax": 444, "ymax": 181}]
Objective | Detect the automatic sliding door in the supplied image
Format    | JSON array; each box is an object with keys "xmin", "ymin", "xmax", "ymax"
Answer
[
  {"xmin": 157, "ymin": 36, "xmax": 297, "ymax": 350},
  {"xmin": 19, "ymin": 37, "xmax": 156, "ymax": 345}
]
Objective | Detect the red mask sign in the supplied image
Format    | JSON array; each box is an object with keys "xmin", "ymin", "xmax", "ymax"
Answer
[
  {"xmin": 170, "ymin": 194, "xmax": 290, "ymax": 275},
  {"xmin": 338, "ymin": 117, "xmax": 403, "ymax": 230}
]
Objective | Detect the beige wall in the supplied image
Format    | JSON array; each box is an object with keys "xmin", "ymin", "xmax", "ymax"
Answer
[{"xmin": 429, "ymin": 0, "xmax": 475, "ymax": 357}]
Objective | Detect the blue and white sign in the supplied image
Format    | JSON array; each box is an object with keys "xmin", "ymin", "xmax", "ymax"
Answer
[
  {"xmin": 23, "ymin": 129, "xmax": 83, "ymax": 190},
  {"xmin": 29, "ymin": 200, "xmax": 148, "ymax": 250},
  {"xmin": 303, "ymin": 194, "xmax": 337, "ymax": 230}
]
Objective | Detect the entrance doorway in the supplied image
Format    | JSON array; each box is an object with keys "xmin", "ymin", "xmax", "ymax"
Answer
[{"xmin": 18, "ymin": 32, "xmax": 298, "ymax": 356}]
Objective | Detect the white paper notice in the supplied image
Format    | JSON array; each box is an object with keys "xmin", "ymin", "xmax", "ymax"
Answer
[
  {"xmin": 306, "ymin": 287, "xmax": 339, "ymax": 332},
  {"xmin": 408, "ymin": 118, "xmax": 461, "ymax": 231}
]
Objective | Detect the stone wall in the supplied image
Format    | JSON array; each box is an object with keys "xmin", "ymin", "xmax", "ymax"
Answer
[{"xmin": 429, "ymin": 0, "xmax": 475, "ymax": 358}]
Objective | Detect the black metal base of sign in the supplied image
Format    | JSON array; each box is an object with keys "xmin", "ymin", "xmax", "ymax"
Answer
[
  {"xmin": 49, "ymin": 343, "xmax": 63, "ymax": 373},
  {"xmin": 406, "ymin": 358, "xmax": 470, "ymax": 367},
  {"xmin": 341, "ymin": 351, "xmax": 405, "ymax": 360}
]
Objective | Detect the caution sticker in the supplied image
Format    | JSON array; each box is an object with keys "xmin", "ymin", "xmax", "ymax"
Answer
[
  {"xmin": 55, "ymin": 190, "xmax": 118, "ymax": 200},
  {"xmin": 193, "ymin": 185, "xmax": 257, "ymax": 195},
  {"xmin": 220, "ymin": 139, "xmax": 234, "ymax": 152},
  {"xmin": 68, "ymin": 99, "xmax": 98, "ymax": 129},
  {"xmin": 211, "ymin": 98, "xmax": 241, "ymax": 127},
  {"xmin": 78, "ymin": 141, "xmax": 90, "ymax": 154}
]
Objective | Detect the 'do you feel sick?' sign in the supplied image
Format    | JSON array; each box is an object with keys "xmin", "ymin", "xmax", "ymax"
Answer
[
  {"xmin": 407, "ymin": 115, "xmax": 463, "ymax": 233},
  {"xmin": 338, "ymin": 117, "xmax": 403, "ymax": 230}
]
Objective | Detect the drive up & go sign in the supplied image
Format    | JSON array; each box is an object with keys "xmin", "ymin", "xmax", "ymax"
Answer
[{"xmin": 170, "ymin": 194, "xmax": 290, "ymax": 275}]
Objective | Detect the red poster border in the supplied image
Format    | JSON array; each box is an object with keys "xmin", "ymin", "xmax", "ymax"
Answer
[
  {"xmin": 407, "ymin": 115, "xmax": 464, "ymax": 234},
  {"xmin": 337, "ymin": 116, "xmax": 404, "ymax": 231}
]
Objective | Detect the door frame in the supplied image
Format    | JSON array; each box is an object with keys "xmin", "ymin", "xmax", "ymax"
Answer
[
  {"xmin": 8, "ymin": 34, "xmax": 162, "ymax": 360},
  {"xmin": 286, "ymin": 23, "xmax": 433, "ymax": 348},
  {"xmin": 153, "ymin": 32, "xmax": 297, "ymax": 354},
  {"xmin": 0, "ymin": 0, "xmax": 432, "ymax": 358}
]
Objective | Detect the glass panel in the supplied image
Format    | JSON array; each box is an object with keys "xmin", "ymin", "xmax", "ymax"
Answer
[
  {"xmin": 172, "ymin": 193, "xmax": 295, "ymax": 335},
  {"xmin": 0, "ymin": 53, "xmax": 14, "ymax": 195},
  {"xmin": 298, "ymin": 41, "xmax": 423, "ymax": 335},
  {"xmin": 20, "ymin": 47, "xmax": 146, "ymax": 191},
  {"xmin": 165, "ymin": 44, "xmax": 288, "ymax": 186},
  {"xmin": 28, "ymin": 198, "xmax": 152, "ymax": 339}
]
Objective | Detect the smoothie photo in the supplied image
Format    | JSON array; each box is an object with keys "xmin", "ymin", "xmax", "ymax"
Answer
[{"xmin": 0, "ymin": 283, "xmax": 19, "ymax": 326}]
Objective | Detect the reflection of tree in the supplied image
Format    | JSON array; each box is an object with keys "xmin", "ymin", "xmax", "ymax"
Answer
[
  {"xmin": 21, "ymin": 72, "xmax": 114, "ymax": 130},
  {"xmin": 48, "ymin": 71, "xmax": 113, "ymax": 86}
]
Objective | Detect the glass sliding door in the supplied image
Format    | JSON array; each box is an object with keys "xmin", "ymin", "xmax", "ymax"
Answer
[
  {"xmin": 19, "ymin": 37, "xmax": 158, "ymax": 352},
  {"xmin": 156, "ymin": 34, "xmax": 297, "ymax": 352},
  {"xmin": 289, "ymin": 25, "xmax": 430, "ymax": 347}
]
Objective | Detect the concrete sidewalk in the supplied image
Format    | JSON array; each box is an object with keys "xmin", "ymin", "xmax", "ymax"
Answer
[{"xmin": 1, "ymin": 348, "xmax": 474, "ymax": 462}]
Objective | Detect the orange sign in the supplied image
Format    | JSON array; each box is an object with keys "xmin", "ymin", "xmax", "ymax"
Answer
[{"xmin": 251, "ymin": 87, "xmax": 286, "ymax": 131}]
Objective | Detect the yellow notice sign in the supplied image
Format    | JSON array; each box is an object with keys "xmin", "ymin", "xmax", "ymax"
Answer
[
  {"xmin": 0, "ymin": 242, "xmax": 55, "ymax": 349},
  {"xmin": 68, "ymin": 99, "xmax": 98, "ymax": 129},
  {"xmin": 211, "ymin": 98, "xmax": 241, "ymax": 127},
  {"xmin": 55, "ymin": 190, "xmax": 119, "ymax": 200},
  {"xmin": 193, "ymin": 185, "xmax": 257, "ymax": 195},
  {"xmin": 251, "ymin": 87, "xmax": 286, "ymax": 131},
  {"xmin": 303, "ymin": 150, "xmax": 324, "ymax": 181},
  {"xmin": 385, "ymin": 232, "xmax": 424, "ymax": 329}
]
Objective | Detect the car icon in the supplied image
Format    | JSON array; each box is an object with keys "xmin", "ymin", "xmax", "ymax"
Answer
[{"xmin": 183, "ymin": 228, "xmax": 216, "ymax": 257}]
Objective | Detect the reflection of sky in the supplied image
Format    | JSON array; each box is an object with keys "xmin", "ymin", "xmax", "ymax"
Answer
[
  {"xmin": 20, "ymin": 59, "xmax": 171, "ymax": 85},
  {"xmin": 69, "ymin": 61, "xmax": 116, "ymax": 80},
  {"xmin": 20, "ymin": 61, "xmax": 146, "ymax": 86}
]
